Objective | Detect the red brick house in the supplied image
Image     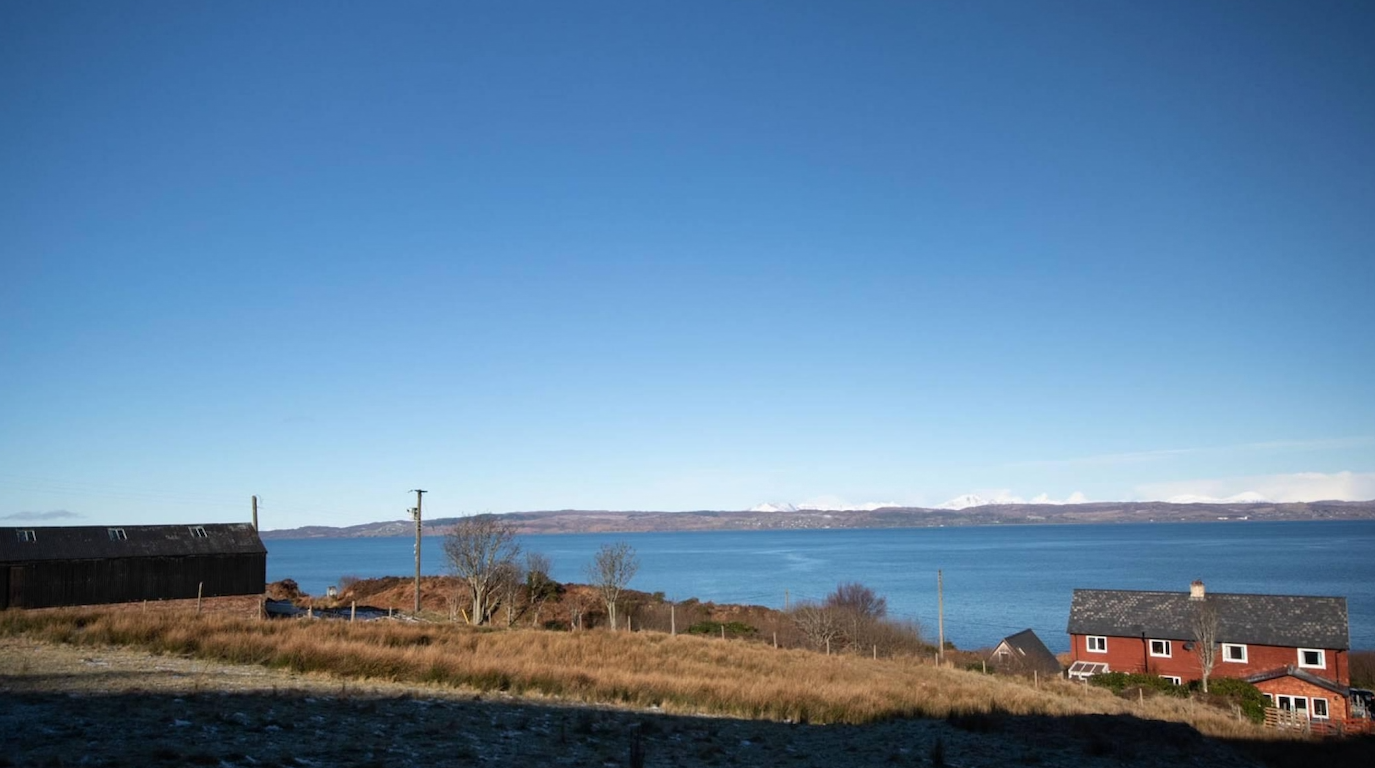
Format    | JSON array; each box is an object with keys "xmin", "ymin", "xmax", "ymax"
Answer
[{"xmin": 1066, "ymin": 581, "xmax": 1363, "ymax": 724}]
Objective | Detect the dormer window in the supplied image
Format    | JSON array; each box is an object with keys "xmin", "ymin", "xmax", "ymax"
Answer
[
  {"xmin": 107, "ymin": 528, "xmax": 127, "ymax": 541},
  {"xmin": 16, "ymin": 529, "xmax": 36, "ymax": 542},
  {"xmin": 188, "ymin": 526, "xmax": 208, "ymax": 538}
]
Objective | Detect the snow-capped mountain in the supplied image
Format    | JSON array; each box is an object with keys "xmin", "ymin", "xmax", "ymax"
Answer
[
  {"xmin": 939, "ymin": 491, "xmax": 1092, "ymax": 510},
  {"xmin": 749, "ymin": 501, "xmax": 899, "ymax": 512},
  {"xmin": 749, "ymin": 502, "xmax": 799, "ymax": 513},
  {"xmin": 1165, "ymin": 491, "xmax": 1269, "ymax": 504},
  {"xmin": 935, "ymin": 500, "xmax": 990, "ymax": 511}
]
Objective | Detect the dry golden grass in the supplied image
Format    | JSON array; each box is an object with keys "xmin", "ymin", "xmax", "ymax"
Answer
[{"xmin": 0, "ymin": 607, "xmax": 1275, "ymax": 737}]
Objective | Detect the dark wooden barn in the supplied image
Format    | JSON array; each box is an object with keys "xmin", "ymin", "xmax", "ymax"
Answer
[{"xmin": 0, "ymin": 523, "xmax": 266, "ymax": 609}]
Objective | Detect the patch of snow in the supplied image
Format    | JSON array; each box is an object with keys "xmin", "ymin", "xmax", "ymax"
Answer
[{"xmin": 1166, "ymin": 491, "xmax": 1270, "ymax": 504}]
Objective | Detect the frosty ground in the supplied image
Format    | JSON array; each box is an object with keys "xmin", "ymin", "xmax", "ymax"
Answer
[{"xmin": 0, "ymin": 637, "xmax": 1264, "ymax": 768}]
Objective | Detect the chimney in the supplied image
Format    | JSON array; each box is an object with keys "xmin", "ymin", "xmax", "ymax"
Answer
[{"xmin": 1189, "ymin": 580, "xmax": 1205, "ymax": 601}]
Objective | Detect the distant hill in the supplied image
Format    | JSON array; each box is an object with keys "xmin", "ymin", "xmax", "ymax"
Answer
[{"xmin": 259, "ymin": 499, "xmax": 1375, "ymax": 539}]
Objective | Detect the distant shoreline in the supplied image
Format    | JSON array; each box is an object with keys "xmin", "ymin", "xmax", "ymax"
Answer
[{"xmin": 259, "ymin": 500, "xmax": 1375, "ymax": 540}]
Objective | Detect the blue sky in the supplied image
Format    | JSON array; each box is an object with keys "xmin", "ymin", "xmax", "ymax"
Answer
[{"xmin": 2, "ymin": 2, "xmax": 1373, "ymax": 529}]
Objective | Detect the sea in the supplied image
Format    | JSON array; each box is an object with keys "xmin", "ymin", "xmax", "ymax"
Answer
[{"xmin": 265, "ymin": 519, "xmax": 1375, "ymax": 653}]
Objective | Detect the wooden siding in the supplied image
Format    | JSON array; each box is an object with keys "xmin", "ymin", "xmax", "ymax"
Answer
[{"xmin": 3, "ymin": 553, "xmax": 265, "ymax": 609}]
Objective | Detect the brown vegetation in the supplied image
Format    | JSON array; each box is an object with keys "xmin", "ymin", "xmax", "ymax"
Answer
[
  {"xmin": 1352, "ymin": 650, "xmax": 1375, "ymax": 690},
  {"xmin": 0, "ymin": 605, "xmax": 1284, "ymax": 737}
]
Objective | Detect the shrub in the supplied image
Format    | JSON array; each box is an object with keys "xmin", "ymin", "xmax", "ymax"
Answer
[
  {"xmin": 687, "ymin": 621, "xmax": 756, "ymax": 637},
  {"xmin": 1089, "ymin": 672, "xmax": 1188, "ymax": 698},
  {"xmin": 1192, "ymin": 677, "xmax": 1267, "ymax": 723}
]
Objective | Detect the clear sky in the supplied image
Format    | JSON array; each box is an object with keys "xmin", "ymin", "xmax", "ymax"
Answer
[{"xmin": 2, "ymin": 2, "xmax": 1373, "ymax": 530}]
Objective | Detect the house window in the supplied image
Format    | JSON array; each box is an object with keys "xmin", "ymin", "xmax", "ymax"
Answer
[
  {"xmin": 16, "ymin": 529, "xmax": 37, "ymax": 542},
  {"xmin": 1298, "ymin": 648, "xmax": 1326, "ymax": 669},
  {"xmin": 1312, "ymin": 698, "xmax": 1329, "ymax": 719},
  {"xmin": 1149, "ymin": 639, "xmax": 1172, "ymax": 658},
  {"xmin": 1160, "ymin": 675, "xmax": 1182, "ymax": 686},
  {"xmin": 1276, "ymin": 695, "xmax": 1310, "ymax": 716},
  {"xmin": 189, "ymin": 526, "xmax": 208, "ymax": 538},
  {"xmin": 1086, "ymin": 636, "xmax": 1107, "ymax": 653},
  {"xmin": 1221, "ymin": 643, "xmax": 1247, "ymax": 663},
  {"xmin": 107, "ymin": 528, "xmax": 127, "ymax": 541}
]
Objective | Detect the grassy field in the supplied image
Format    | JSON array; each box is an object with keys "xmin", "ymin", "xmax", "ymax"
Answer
[{"xmin": 0, "ymin": 606, "xmax": 1276, "ymax": 740}]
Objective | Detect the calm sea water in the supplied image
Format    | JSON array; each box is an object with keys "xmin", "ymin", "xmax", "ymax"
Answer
[{"xmin": 265, "ymin": 520, "xmax": 1375, "ymax": 653}]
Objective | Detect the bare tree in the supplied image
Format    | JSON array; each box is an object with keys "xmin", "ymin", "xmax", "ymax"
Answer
[
  {"xmin": 524, "ymin": 551, "xmax": 558, "ymax": 627},
  {"xmin": 494, "ymin": 560, "xmax": 524, "ymax": 628},
  {"xmin": 1192, "ymin": 598, "xmax": 1220, "ymax": 693},
  {"xmin": 824, "ymin": 582, "xmax": 889, "ymax": 653},
  {"xmin": 568, "ymin": 589, "xmax": 597, "ymax": 631},
  {"xmin": 825, "ymin": 582, "xmax": 888, "ymax": 619},
  {"xmin": 791, "ymin": 603, "xmax": 844, "ymax": 654},
  {"xmin": 442, "ymin": 514, "xmax": 520, "ymax": 626},
  {"xmin": 587, "ymin": 541, "xmax": 639, "ymax": 630}
]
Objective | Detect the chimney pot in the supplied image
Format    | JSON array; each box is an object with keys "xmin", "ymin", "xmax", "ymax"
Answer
[{"xmin": 1189, "ymin": 580, "xmax": 1205, "ymax": 601}]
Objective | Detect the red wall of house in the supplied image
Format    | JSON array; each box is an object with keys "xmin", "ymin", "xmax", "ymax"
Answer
[
  {"xmin": 1068, "ymin": 634, "xmax": 1348, "ymax": 685},
  {"xmin": 1253, "ymin": 677, "xmax": 1349, "ymax": 721}
]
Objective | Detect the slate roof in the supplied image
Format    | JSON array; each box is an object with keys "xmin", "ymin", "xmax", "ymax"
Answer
[
  {"xmin": 0, "ymin": 524, "xmax": 266, "ymax": 563},
  {"xmin": 1245, "ymin": 666, "xmax": 1350, "ymax": 696},
  {"xmin": 1067, "ymin": 588, "xmax": 1349, "ymax": 650},
  {"xmin": 991, "ymin": 628, "xmax": 1062, "ymax": 674}
]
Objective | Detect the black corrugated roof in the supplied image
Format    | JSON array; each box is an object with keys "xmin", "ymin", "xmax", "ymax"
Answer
[
  {"xmin": 0, "ymin": 524, "xmax": 266, "ymax": 563},
  {"xmin": 1067, "ymin": 588, "xmax": 1349, "ymax": 650}
]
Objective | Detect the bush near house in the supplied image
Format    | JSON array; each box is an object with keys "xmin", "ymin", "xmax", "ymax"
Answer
[
  {"xmin": 1088, "ymin": 673, "xmax": 1266, "ymax": 723},
  {"xmin": 1089, "ymin": 672, "xmax": 1189, "ymax": 698},
  {"xmin": 1195, "ymin": 677, "xmax": 1267, "ymax": 723}
]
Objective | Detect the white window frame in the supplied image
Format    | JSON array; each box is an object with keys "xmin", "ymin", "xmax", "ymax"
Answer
[
  {"xmin": 108, "ymin": 528, "xmax": 127, "ymax": 541},
  {"xmin": 1149, "ymin": 639, "xmax": 1173, "ymax": 658},
  {"xmin": 189, "ymin": 526, "xmax": 208, "ymax": 538},
  {"xmin": 1160, "ymin": 675, "xmax": 1182, "ymax": 686},
  {"xmin": 1276, "ymin": 695, "xmax": 1311, "ymax": 716},
  {"xmin": 1297, "ymin": 648, "xmax": 1326, "ymax": 669},
  {"xmin": 17, "ymin": 529, "xmax": 37, "ymax": 542},
  {"xmin": 1086, "ymin": 635, "xmax": 1107, "ymax": 653},
  {"xmin": 1221, "ymin": 643, "xmax": 1248, "ymax": 663},
  {"xmin": 1312, "ymin": 698, "xmax": 1329, "ymax": 719}
]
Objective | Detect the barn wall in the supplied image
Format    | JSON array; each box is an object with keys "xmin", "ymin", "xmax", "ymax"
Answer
[{"xmin": 5, "ymin": 553, "xmax": 265, "ymax": 609}]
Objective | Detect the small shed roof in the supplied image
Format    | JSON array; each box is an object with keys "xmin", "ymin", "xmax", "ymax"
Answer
[
  {"xmin": 1067, "ymin": 588, "xmax": 1349, "ymax": 650},
  {"xmin": 1245, "ymin": 666, "xmax": 1350, "ymax": 696},
  {"xmin": 990, "ymin": 628, "xmax": 1062, "ymax": 674},
  {"xmin": 0, "ymin": 523, "xmax": 266, "ymax": 563}
]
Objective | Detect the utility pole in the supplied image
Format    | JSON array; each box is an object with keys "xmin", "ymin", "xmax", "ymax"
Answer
[
  {"xmin": 251, "ymin": 495, "xmax": 258, "ymax": 530},
  {"xmin": 409, "ymin": 489, "xmax": 427, "ymax": 614},
  {"xmin": 937, "ymin": 569, "xmax": 945, "ymax": 665}
]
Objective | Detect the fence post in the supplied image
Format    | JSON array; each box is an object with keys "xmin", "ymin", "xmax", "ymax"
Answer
[
  {"xmin": 196, "ymin": 582, "xmax": 203, "ymax": 614},
  {"xmin": 351, "ymin": 601, "xmax": 357, "ymax": 623}
]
